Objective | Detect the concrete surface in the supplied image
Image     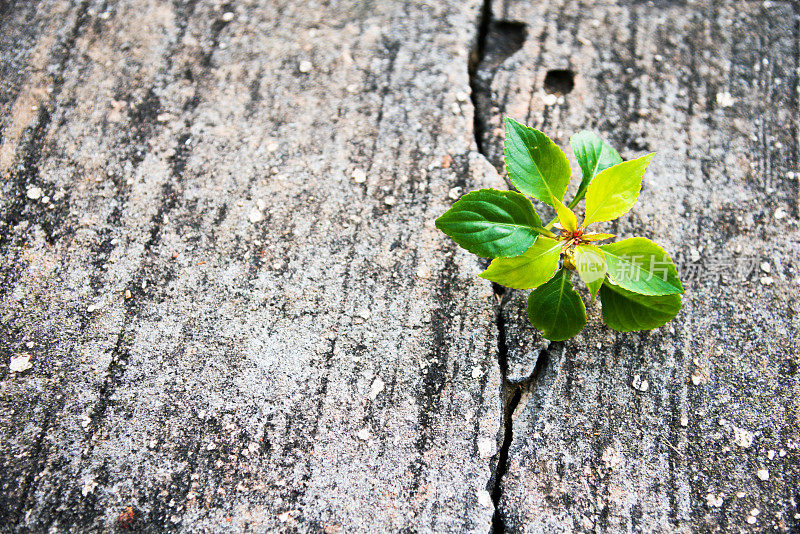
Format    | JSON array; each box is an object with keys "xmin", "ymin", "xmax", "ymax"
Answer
[{"xmin": 0, "ymin": 0, "xmax": 798, "ymax": 532}]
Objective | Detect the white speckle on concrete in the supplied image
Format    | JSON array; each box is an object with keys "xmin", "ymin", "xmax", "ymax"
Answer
[
  {"xmin": 706, "ymin": 492, "xmax": 724, "ymax": 507},
  {"xmin": 760, "ymin": 276, "xmax": 773, "ymax": 286},
  {"xmin": 690, "ymin": 247, "xmax": 701, "ymax": 262},
  {"xmin": 632, "ymin": 374, "xmax": 649, "ymax": 392},
  {"xmin": 477, "ymin": 438, "xmax": 494, "ymax": 459},
  {"xmin": 384, "ymin": 196, "xmax": 396, "ymax": 206},
  {"xmin": 247, "ymin": 208, "xmax": 264, "ymax": 223},
  {"xmin": 767, "ymin": 450, "xmax": 775, "ymax": 460},
  {"xmin": 733, "ymin": 427, "xmax": 754, "ymax": 448},
  {"xmin": 222, "ymin": 11, "xmax": 234, "ymax": 22},
  {"xmin": 81, "ymin": 478, "xmax": 98, "ymax": 496},
  {"xmin": 26, "ymin": 186, "xmax": 43, "ymax": 200},
  {"xmin": 9, "ymin": 355, "xmax": 32, "ymax": 373},
  {"xmin": 774, "ymin": 207, "xmax": 786, "ymax": 220},
  {"xmin": 760, "ymin": 262, "xmax": 771, "ymax": 273},
  {"xmin": 680, "ymin": 414, "xmax": 688, "ymax": 427},
  {"xmin": 456, "ymin": 91, "xmax": 469, "ymax": 102},
  {"xmin": 477, "ymin": 490, "xmax": 493, "ymax": 507},
  {"xmin": 756, "ymin": 469, "xmax": 769, "ymax": 480},
  {"xmin": 716, "ymin": 91, "xmax": 736, "ymax": 107},
  {"xmin": 542, "ymin": 93, "xmax": 558, "ymax": 106},
  {"xmin": 471, "ymin": 366, "xmax": 482, "ymax": 379},
  {"xmin": 299, "ymin": 60, "xmax": 313, "ymax": 73},
  {"xmin": 746, "ymin": 515, "xmax": 757, "ymax": 525},
  {"xmin": 356, "ymin": 428, "xmax": 371, "ymax": 441},
  {"xmin": 368, "ymin": 377, "xmax": 384, "ymax": 400},
  {"xmin": 351, "ymin": 169, "xmax": 367, "ymax": 183}
]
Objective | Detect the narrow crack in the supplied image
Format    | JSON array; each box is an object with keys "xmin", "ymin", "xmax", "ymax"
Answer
[
  {"xmin": 487, "ymin": 285, "xmax": 517, "ymax": 534},
  {"xmin": 468, "ymin": 0, "xmax": 492, "ymax": 155},
  {"xmin": 468, "ymin": 0, "xmax": 515, "ymax": 530}
]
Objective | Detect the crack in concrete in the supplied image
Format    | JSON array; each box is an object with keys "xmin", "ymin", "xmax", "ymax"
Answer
[{"xmin": 466, "ymin": 3, "xmax": 550, "ymax": 530}]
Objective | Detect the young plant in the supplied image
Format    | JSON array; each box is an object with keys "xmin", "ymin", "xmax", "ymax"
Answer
[{"xmin": 435, "ymin": 118, "xmax": 683, "ymax": 341}]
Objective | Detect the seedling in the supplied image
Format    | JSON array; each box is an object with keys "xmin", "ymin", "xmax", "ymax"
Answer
[{"xmin": 436, "ymin": 118, "xmax": 684, "ymax": 341}]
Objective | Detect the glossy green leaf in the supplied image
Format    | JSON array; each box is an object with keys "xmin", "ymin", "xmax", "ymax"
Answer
[
  {"xmin": 599, "ymin": 280, "xmax": 682, "ymax": 332},
  {"xmin": 504, "ymin": 117, "xmax": 572, "ymax": 207},
  {"xmin": 574, "ymin": 244, "xmax": 606, "ymax": 301},
  {"xmin": 570, "ymin": 130, "xmax": 622, "ymax": 203},
  {"xmin": 600, "ymin": 238, "xmax": 684, "ymax": 295},
  {"xmin": 435, "ymin": 189, "xmax": 546, "ymax": 258},
  {"xmin": 526, "ymin": 268, "xmax": 586, "ymax": 341},
  {"xmin": 479, "ymin": 237, "xmax": 562, "ymax": 289},
  {"xmin": 552, "ymin": 194, "xmax": 578, "ymax": 232},
  {"xmin": 583, "ymin": 153, "xmax": 654, "ymax": 226}
]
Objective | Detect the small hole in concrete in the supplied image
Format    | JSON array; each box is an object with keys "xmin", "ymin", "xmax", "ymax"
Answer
[{"xmin": 544, "ymin": 69, "xmax": 575, "ymax": 95}]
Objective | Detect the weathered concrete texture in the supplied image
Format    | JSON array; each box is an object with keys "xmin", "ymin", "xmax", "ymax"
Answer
[
  {"xmin": 480, "ymin": 0, "xmax": 800, "ymax": 532},
  {"xmin": 0, "ymin": 1, "xmax": 505, "ymax": 531}
]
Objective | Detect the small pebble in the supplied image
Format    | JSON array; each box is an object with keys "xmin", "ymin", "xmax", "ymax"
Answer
[
  {"xmin": 451, "ymin": 102, "xmax": 460, "ymax": 114},
  {"xmin": 384, "ymin": 196, "xmax": 396, "ymax": 206},
  {"xmin": 9, "ymin": 355, "xmax": 33, "ymax": 373},
  {"xmin": 774, "ymin": 207, "xmax": 786, "ymax": 220},
  {"xmin": 756, "ymin": 468, "xmax": 769, "ymax": 480},
  {"xmin": 760, "ymin": 276, "xmax": 773, "ymax": 286},
  {"xmin": 357, "ymin": 308, "xmax": 370, "ymax": 320},
  {"xmin": 455, "ymin": 91, "xmax": 469, "ymax": 102},
  {"xmin": 760, "ymin": 262, "xmax": 770, "ymax": 273},
  {"xmin": 247, "ymin": 208, "xmax": 264, "ymax": 224},
  {"xmin": 746, "ymin": 516, "xmax": 757, "ymax": 525},
  {"xmin": 448, "ymin": 186, "xmax": 462, "ymax": 200},
  {"xmin": 352, "ymin": 169, "xmax": 367, "ymax": 183},
  {"xmin": 368, "ymin": 377, "xmax": 384, "ymax": 400},
  {"xmin": 298, "ymin": 60, "xmax": 313, "ymax": 73},
  {"xmin": 680, "ymin": 414, "xmax": 688, "ymax": 427},
  {"xmin": 768, "ymin": 450, "xmax": 775, "ymax": 460},
  {"xmin": 477, "ymin": 490, "xmax": 493, "ymax": 507},
  {"xmin": 751, "ymin": 508, "xmax": 760, "ymax": 516},
  {"xmin": 737, "ymin": 491, "xmax": 746, "ymax": 498},
  {"xmin": 356, "ymin": 428, "xmax": 371, "ymax": 441},
  {"xmin": 706, "ymin": 493, "xmax": 723, "ymax": 507},
  {"xmin": 632, "ymin": 374, "xmax": 649, "ymax": 392},
  {"xmin": 477, "ymin": 438, "xmax": 493, "ymax": 459},
  {"xmin": 471, "ymin": 366, "xmax": 482, "ymax": 379},
  {"xmin": 542, "ymin": 94, "xmax": 558, "ymax": 106},
  {"xmin": 26, "ymin": 186, "xmax": 43, "ymax": 200},
  {"xmin": 716, "ymin": 91, "xmax": 736, "ymax": 107},
  {"xmin": 124, "ymin": 289, "xmax": 132, "ymax": 300},
  {"xmin": 221, "ymin": 11, "xmax": 234, "ymax": 21}
]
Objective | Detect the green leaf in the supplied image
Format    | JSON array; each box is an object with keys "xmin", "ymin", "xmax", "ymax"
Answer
[
  {"xmin": 574, "ymin": 244, "xmax": 606, "ymax": 301},
  {"xmin": 504, "ymin": 117, "xmax": 572, "ymax": 207},
  {"xmin": 599, "ymin": 280, "xmax": 682, "ymax": 332},
  {"xmin": 582, "ymin": 153, "xmax": 654, "ymax": 226},
  {"xmin": 599, "ymin": 238, "xmax": 684, "ymax": 296},
  {"xmin": 435, "ymin": 189, "xmax": 546, "ymax": 258},
  {"xmin": 552, "ymin": 194, "xmax": 578, "ymax": 232},
  {"xmin": 526, "ymin": 268, "xmax": 586, "ymax": 341},
  {"xmin": 479, "ymin": 237, "xmax": 562, "ymax": 289},
  {"xmin": 570, "ymin": 130, "xmax": 622, "ymax": 203}
]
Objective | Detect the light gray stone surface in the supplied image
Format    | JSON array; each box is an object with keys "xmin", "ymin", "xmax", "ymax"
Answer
[
  {"xmin": 480, "ymin": 1, "xmax": 800, "ymax": 532},
  {"xmin": 1, "ymin": 0, "xmax": 798, "ymax": 533},
  {"xmin": 0, "ymin": 1, "xmax": 504, "ymax": 531}
]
